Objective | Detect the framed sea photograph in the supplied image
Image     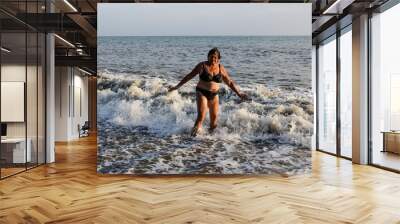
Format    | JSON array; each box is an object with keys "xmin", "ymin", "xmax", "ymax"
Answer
[{"xmin": 97, "ymin": 3, "xmax": 313, "ymax": 175}]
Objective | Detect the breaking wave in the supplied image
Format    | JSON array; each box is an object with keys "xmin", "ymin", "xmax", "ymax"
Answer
[{"xmin": 98, "ymin": 71, "xmax": 313, "ymax": 147}]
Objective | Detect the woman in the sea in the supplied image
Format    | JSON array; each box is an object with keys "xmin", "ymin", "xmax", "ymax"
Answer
[{"xmin": 168, "ymin": 47, "xmax": 248, "ymax": 136}]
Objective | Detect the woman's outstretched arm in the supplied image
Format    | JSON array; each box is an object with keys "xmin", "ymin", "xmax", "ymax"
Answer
[
  {"xmin": 168, "ymin": 63, "xmax": 202, "ymax": 92},
  {"xmin": 220, "ymin": 65, "xmax": 248, "ymax": 100}
]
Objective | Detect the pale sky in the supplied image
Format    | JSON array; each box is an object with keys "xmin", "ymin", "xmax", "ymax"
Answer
[{"xmin": 98, "ymin": 3, "xmax": 311, "ymax": 36}]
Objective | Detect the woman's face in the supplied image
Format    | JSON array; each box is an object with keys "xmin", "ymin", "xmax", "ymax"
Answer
[{"xmin": 208, "ymin": 53, "xmax": 220, "ymax": 65}]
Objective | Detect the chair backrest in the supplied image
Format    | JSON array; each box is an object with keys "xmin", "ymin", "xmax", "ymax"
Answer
[{"xmin": 82, "ymin": 121, "xmax": 90, "ymax": 129}]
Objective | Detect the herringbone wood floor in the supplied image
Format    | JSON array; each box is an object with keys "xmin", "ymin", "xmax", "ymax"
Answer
[{"xmin": 1, "ymin": 135, "xmax": 400, "ymax": 224}]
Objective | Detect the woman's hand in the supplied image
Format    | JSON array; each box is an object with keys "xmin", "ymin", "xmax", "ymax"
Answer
[{"xmin": 168, "ymin": 85, "xmax": 178, "ymax": 92}]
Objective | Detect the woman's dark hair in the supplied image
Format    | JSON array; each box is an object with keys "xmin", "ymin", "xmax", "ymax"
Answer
[{"xmin": 208, "ymin": 47, "xmax": 221, "ymax": 59}]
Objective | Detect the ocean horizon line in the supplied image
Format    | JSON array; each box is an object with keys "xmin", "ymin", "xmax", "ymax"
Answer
[{"xmin": 98, "ymin": 35, "xmax": 310, "ymax": 38}]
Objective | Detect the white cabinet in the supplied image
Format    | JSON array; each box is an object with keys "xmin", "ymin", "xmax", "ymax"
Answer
[{"xmin": 1, "ymin": 138, "xmax": 32, "ymax": 163}]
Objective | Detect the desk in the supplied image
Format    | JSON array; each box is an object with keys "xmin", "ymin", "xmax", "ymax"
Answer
[
  {"xmin": 382, "ymin": 131, "xmax": 400, "ymax": 154},
  {"xmin": 1, "ymin": 138, "xmax": 31, "ymax": 163}
]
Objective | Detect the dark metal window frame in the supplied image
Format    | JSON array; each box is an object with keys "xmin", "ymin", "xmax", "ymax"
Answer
[
  {"xmin": 315, "ymin": 0, "xmax": 400, "ymax": 172},
  {"xmin": 367, "ymin": 0, "xmax": 400, "ymax": 173},
  {"xmin": 315, "ymin": 21, "xmax": 353, "ymax": 161}
]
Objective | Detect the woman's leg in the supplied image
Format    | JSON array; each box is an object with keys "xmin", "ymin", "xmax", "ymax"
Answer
[
  {"xmin": 208, "ymin": 95, "xmax": 219, "ymax": 132},
  {"xmin": 192, "ymin": 91, "xmax": 208, "ymax": 136}
]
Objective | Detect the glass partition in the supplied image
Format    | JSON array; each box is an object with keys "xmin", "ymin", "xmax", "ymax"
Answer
[
  {"xmin": 0, "ymin": 1, "xmax": 46, "ymax": 179},
  {"xmin": 27, "ymin": 30, "xmax": 38, "ymax": 169},
  {"xmin": 371, "ymin": 3, "xmax": 400, "ymax": 171},
  {"xmin": 1, "ymin": 31, "xmax": 28, "ymax": 178},
  {"xmin": 317, "ymin": 35, "xmax": 337, "ymax": 154},
  {"xmin": 38, "ymin": 32, "xmax": 46, "ymax": 165},
  {"xmin": 26, "ymin": 0, "xmax": 46, "ymax": 169},
  {"xmin": 339, "ymin": 27, "xmax": 352, "ymax": 158}
]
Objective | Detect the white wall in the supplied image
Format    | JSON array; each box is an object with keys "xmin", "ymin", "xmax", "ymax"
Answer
[
  {"xmin": 1, "ymin": 64, "xmax": 26, "ymax": 81},
  {"xmin": 1, "ymin": 65, "xmax": 41, "ymax": 138},
  {"xmin": 72, "ymin": 73, "xmax": 89, "ymax": 138},
  {"xmin": 1, "ymin": 63, "xmax": 46, "ymax": 164},
  {"xmin": 55, "ymin": 66, "xmax": 70, "ymax": 141},
  {"xmin": 55, "ymin": 66, "xmax": 89, "ymax": 141},
  {"xmin": 1, "ymin": 64, "xmax": 26, "ymax": 139}
]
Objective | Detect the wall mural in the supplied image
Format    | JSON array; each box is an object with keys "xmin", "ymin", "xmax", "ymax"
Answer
[{"xmin": 97, "ymin": 3, "xmax": 313, "ymax": 175}]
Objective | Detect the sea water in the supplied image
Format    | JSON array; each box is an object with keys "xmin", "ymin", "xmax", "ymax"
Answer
[{"xmin": 97, "ymin": 36, "xmax": 313, "ymax": 175}]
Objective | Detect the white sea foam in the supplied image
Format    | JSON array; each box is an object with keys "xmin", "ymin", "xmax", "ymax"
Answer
[{"xmin": 98, "ymin": 72, "xmax": 313, "ymax": 147}]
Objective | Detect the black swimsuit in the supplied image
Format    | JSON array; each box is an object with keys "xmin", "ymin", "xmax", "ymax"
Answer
[{"xmin": 196, "ymin": 63, "xmax": 222, "ymax": 100}]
